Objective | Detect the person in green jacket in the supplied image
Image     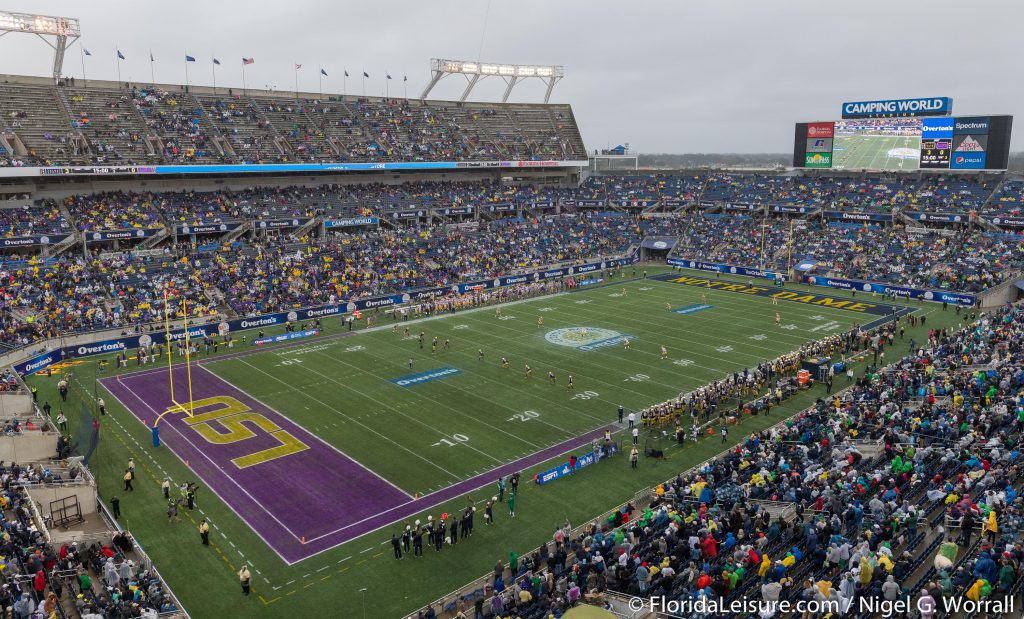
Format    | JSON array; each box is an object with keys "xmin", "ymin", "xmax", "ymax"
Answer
[
  {"xmin": 997, "ymin": 559, "xmax": 1016, "ymax": 592},
  {"xmin": 79, "ymin": 572, "xmax": 91, "ymax": 594}
]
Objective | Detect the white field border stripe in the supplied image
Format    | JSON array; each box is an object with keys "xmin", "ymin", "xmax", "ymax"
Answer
[{"xmin": 106, "ymin": 376, "xmax": 305, "ymax": 563}]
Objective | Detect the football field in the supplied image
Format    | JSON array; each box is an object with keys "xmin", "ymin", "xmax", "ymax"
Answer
[
  {"xmin": 24, "ymin": 266, "xmax": 951, "ymax": 618},
  {"xmin": 99, "ymin": 270, "xmax": 897, "ymax": 564},
  {"xmin": 833, "ymin": 134, "xmax": 922, "ymax": 170}
]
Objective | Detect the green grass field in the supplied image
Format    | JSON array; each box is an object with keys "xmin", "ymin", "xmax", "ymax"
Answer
[
  {"xmin": 206, "ymin": 272, "xmax": 857, "ymax": 495},
  {"xmin": 833, "ymin": 134, "xmax": 922, "ymax": 170},
  {"xmin": 26, "ymin": 266, "xmax": 960, "ymax": 618}
]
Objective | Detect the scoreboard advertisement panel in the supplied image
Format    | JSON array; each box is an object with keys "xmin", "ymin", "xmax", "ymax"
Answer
[
  {"xmin": 793, "ymin": 115, "xmax": 1012, "ymax": 171},
  {"xmin": 919, "ymin": 117, "xmax": 953, "ymax": 169}
]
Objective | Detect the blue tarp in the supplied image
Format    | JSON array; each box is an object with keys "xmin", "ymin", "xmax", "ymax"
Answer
[{"xmin": 794, "ymin": 257, "xmax": 818, "ymax": 272}]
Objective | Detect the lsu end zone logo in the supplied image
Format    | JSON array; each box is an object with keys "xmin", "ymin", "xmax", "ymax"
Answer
[
  {"xmin": 43, "ymin": 360, "xmax": 83, "ymax": 375},
  {"xmin": 545, "ymin": 327, "xmax": 634, "ymax": 351}
]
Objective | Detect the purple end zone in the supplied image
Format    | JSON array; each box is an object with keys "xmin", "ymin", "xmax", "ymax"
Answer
[
  {"xmin": 101, "ymin": 365, "xmax": 412, "ymax": 564},
  {"xmin": 101, "ymin": 362, "xmax": 614, "ymax": 564}
]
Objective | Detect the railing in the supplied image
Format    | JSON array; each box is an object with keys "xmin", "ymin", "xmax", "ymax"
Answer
[
  {"xmin": 748, "ymin": 499, "xmax": 799, "ymax": 523},
  {"xmin": 12, "ymin": 459, "xmax": 95, "ymax": 487},
  {"xmin": 96, "ymin": 495, "xmax": 191, "ymax": 618}
]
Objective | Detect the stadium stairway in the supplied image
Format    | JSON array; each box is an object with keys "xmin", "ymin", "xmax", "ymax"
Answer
[
  {"xmin": 0, "ymin": 84, "xmax": 80, "ymax": 164},
  {"xmin": 194, "ymin": 94, "xmax": 285, "ymax": 163},
  {"xmin": 61, "ymin": 87, "xmax": 150, "ymax": 164}
]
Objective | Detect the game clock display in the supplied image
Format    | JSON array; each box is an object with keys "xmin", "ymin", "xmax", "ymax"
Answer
[{"xmin": 920, "ymin": 138, "xmax": 952, "ymax": 168}]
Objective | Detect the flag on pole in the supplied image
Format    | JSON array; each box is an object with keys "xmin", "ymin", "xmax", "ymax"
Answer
[
  {"xmin": 344, "ymin": 70, "xmax": 349, "ymax": 77},
  {"xmin": 213, "ymin": 58, "xmax": 221, "ymax": 65},
  {"xmin": 320, "ymin": 68, "xmax": 328, "ymax": 76},
  {"xmin": 404, "ymin": 75, "xmax": 408, "ymax": 82},
  {"xmin": 150, "ymin": 52, "xmax": 155, "ymax": 62},
  {"xmin": 83, "ymin": 48, "xmax": 92, "ymax": 56},
  {"xmin": 386, "ymin": 74, "xmax": 392, "ymax": 80},
  {"xmin": 295, "ymin": 63, "xmax": 302, "ymax": 70},
  {"xmin": 362, "ymin": 71, "xmax": 369, "ymax": 78},
  {"xmin": 186, "ymin": 55, "xmax": 196, "ymax": 62},
  {"xmin": 242, "ymin": 57, "xmax": 254, "ymax": 65},
  {"xmin": 117, "ymin": 50, "xmax": 125, "ymax": 60}
]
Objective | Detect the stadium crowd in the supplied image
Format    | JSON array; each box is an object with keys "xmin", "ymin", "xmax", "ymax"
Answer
[
  {"xmin": 0, "ymin": 476, "xmax": 178, "ymax": 618},
  {"xmin": 671, "ymin": 215, "xmax": 1022, "ymax": 293},
  {"xmin": 0, "ymin": 82, "xmax": 587, "ymax": 167},
  {"xmin": 0, "ymin": 175, "xmax": 1018, "ymax": 352},
  {"xmin": 448, "ymin": 303, "xmax": 1024, "ymax": 618}
]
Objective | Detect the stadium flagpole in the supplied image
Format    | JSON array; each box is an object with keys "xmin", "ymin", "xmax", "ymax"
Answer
[
  {"xmin": 79, "ymin": 45, "xmax": 87, "ymax": 88},
  {"xmin": 294, "ymin": 62, "xmax": 299, "ymax": 100},
  {"xmin": 212, "ymin": 58, "xmax": 217, "ymax": 95}
]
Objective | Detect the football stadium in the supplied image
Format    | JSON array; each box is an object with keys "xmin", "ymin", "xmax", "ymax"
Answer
[{"xmin": 0, "ymin": 2, "xmax": 1022, "ymax": 618}]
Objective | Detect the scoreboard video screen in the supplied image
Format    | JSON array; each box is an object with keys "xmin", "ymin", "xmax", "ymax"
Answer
[{"xmin": 793, "ymin": 115, "xmax": 1012, "ymax": 171}]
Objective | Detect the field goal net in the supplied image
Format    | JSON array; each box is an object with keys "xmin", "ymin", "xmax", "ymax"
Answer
[{"xmin": 643, "ymin": 431, "xmax": 672, "ymax": 460}]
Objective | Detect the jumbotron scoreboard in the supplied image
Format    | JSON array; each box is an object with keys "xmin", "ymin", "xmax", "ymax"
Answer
[{"xmin": 792, "ymin": 97, "xmax": 1012, "ymax": 171}]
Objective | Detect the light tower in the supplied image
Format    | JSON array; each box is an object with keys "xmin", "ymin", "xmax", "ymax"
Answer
[
  {"xmin": 0, "ymin": 11, "xmax": 80, "ymax": 83},
  {"xmin": 420, "ymin": 58, "xmax": 564, "ymax": 103}
]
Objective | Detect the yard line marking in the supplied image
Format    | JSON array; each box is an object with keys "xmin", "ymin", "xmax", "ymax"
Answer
[
  {"xmin": 234, "ymin": 359, "xmax": 461, "ymax": 480},
  {"xmin": 299, "ymin": 354, "xmax": 530, "ymax": 458}
]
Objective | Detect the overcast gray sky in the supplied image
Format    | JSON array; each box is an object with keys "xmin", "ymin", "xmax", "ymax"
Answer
[{"xmin": 1, "ymin": 0, "xmax": 1020, "ymax": 153}]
